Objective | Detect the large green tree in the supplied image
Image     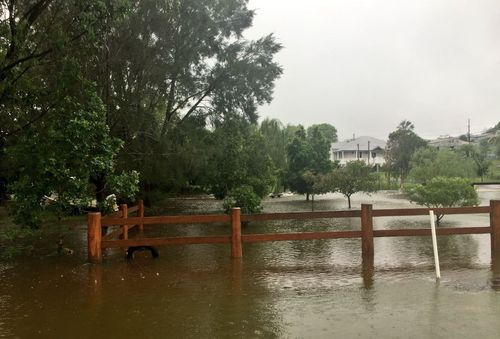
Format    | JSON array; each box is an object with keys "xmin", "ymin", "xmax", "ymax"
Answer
[
  {"xmin": 7, "ymin": 69, "xmax": 138, "ymax": 228},
  {"xmin": 307, "ymin": 123, "xmax": 338, "ymax": 144},
  {"xmin": 260, "ymin": 118, "xmax": 287, "ymax": 193},
  {"xmin": 409, "ymin": 148, "xmax": 475, "ymax": 183},
  {"xmin": 285, "ymin": 125, "xmax": 332, "ymax": 200},
  {"xmin": 0, "ymin": 0, "xmax": 109, "ymax": 141},
  {"xmin": 1, "ymin": 0, "xmax": 283, "ymax": 207},
  {"xmin": 207, "ymin": 118, "xmax": 275, "ymax": 200},
  {"xmin": 385, "ymin": 120, "xmax": 427, "ymax": 186},
  {"xmin": 85, "ymin": 0, "xmax": 283, "ymax": 194}
]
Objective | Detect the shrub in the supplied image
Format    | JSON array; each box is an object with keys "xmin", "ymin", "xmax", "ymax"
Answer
[
  {"xmin": 404, "ymin": 176, "xmax": 479, "ymax": 223},
  {"xmin": 223, "ymin": 186, "xmax": 262, "ymax": 214}
]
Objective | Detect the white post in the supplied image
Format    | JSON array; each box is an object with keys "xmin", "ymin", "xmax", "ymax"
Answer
[{"xmin": 429, "ymin": 211, "xmax": 441, "ymax": 280}]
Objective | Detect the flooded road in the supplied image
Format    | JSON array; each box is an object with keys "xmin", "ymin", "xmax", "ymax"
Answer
[{"xmin": 1, "ymin": 189, "xmax": 500, "ymax": 338}]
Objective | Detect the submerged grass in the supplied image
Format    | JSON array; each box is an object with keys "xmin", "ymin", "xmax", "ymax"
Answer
[{"xmin": 0, "ymin": 205, "xmax": 85, "ymax": 260}]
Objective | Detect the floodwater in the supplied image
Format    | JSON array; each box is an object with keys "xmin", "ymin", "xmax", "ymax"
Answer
[{"xmin": 1, "ymin": 189, "xmax": 500, "ymax": 338}]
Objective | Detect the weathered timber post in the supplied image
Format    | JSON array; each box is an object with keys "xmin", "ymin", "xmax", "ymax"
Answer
[
  {"xmin": 120, "ymin": 204, "xmax": 128, "ymax": 240},
  {"xmin": 231, "ymin": 208, "xmax": 243, "ymax": 258},
  {"xmin": 88, "ymin": 212, "xmax": 102, "ymax": 263},
  {"xmin": 361, "ymin": 204, "xmax": 374, "ymax": 257},
  {"xmin": 137, "ymin": 199, "xmax": 144, "ymax": 233},
  {"xmin": 491, "ymin": 200, "xmax": 500, "ymax": 254}
]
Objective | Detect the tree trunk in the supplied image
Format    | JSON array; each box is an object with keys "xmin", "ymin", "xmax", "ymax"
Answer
[
  {"xmin": 306, "ymin": 192, "xmax": 310, "ymax": 201},
  {"xmin": 347, "ymin": 195, "xmax": 351, "ymax": 209}
]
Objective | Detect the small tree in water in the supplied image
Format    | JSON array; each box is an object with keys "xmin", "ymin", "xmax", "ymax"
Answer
[
  {"xmin": 223, "ymin": 186, "xmax": 262, "ymax": 214},
  {"xmin": 319, "ymin": 161, "xmax": 377, "ymax": 209},
  {"xmin": 404, "ymin": 177, "xmax": 479, "ymax": 224}
]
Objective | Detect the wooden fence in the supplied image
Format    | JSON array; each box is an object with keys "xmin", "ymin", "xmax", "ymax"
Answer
[{"xmin": 87, "ymin": 199, "xmax": 500, "ymax": 263}]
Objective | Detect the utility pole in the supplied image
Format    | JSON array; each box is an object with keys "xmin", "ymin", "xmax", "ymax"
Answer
[
  {"xmin": 468, "ymin": 118, "xmax": 471, "ymax": 143},
  {"xmin": 367, "ymin": 141, "xmax": 371, "ymax": 165}
]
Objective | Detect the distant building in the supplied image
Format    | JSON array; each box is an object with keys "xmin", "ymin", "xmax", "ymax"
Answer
[
  {"xmin": 428, "ymin": 136, "xmax": 468, "ymax": 150},
  {"xmin": 331, "ymin": 136, "xmax": 386, "ymax": 167}
]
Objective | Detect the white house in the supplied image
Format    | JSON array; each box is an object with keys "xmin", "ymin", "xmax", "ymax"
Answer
[{"xmin": 331, "ymin": 136, "xmax": 386, "ymax": 167}]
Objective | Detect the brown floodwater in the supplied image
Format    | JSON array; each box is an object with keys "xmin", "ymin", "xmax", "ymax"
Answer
[{"xmin": 1, "ymin": 188, "xmax": 500, "ymax": 338}]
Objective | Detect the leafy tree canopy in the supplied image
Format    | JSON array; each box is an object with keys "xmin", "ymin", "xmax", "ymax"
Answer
[
  {"xmin": 0, "ymin": 0, "xmax": 110, "ymax": 141},
  {"xmin": 307, "ymin": 123, "xmax": 338, "ymax": 144},
  {"xmin": 207, "ymin": 118, "xmax": 275, "ymax": 200},
  {"xmin": 7, "ymin": 71, "xmax": 138, "ymax": 228},
  {"xmin": 404, "ymin": 176, "xmax": 479, "ymax": 223},
  {"xmin": 385, "ymin": 120, "xmax": 427, "ymax": 185},
  {"xmin": 285, "ymin": 125, "xmax": 332, "ymax": 199},
  {"xmin": 409, "ymin": 147, "xmax": 475, "ymax": 183},
  {"xmin": 460, "ymin": 142, "xmax": 492, "ymax": 182},
  {"xmin": 318, "ymin": 160, "xmax": 377, "ymax": 209}
]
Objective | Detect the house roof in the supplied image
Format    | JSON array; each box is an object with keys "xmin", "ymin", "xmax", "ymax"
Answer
[{"xmin": 331, "ymin": 136, "xmax": 386, "ymax": 152}]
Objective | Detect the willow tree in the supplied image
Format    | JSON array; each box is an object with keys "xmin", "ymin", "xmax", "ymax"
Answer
[{"xmin": 260, "ymin": 118, "xmax": 287, "ymax": 193}]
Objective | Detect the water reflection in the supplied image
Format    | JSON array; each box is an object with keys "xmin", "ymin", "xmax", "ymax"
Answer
[
  {"xmin": 362, "ymin": 255, "xmax": 374, "ymax": 289},
  {"xmin": 378, "ymin": 218, "xmax": 482, "ymax": 269},
  {"xmin": 490, "ymin": 253, "xmax": 500, "ymax": 291},
  {"xmin": 1, "ymin": 191, "xmax": 500, "ymax": 338}
]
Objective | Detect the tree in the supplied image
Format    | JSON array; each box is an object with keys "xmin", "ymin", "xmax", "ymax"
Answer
[
  {"xmin": 0, "ymin": 0, "xmax": 109, "ymax": 141},
  {"xmin": 409, "ymin": 148, "xmax": 475, "ymax": 183},
  {"xmin": 7, "ymin": 73, "xmax": 138, "ymax": 228},
  {"xmin": 307, "ymin": 123, "xmax": 338, "ymax": 144},
  {"xmin": 223, "ymin": 186, "xmax": 262, "ymax": 214},
  {"xmin": 460, "ymin": 142, "xmax": 492, "ymax": 182},
  {"xmin": 0, "ymin": 0, "xmax": 132, "ymax": 206},
  {"xmin": 404, "ymin": 177, "xmax": 479, "ymax": 223},
  {"xmin": 260, "ymin": 118, "xmax": 287, "ymax": 193},
  {"xmin": 285, "ymin": 125, "xmax": 332, "ymax": 200},
  {"xmin": 72, "ymin": 0, "xmax": 283, "ymax": 197},
  {"xmin": 206, "ymin": 118, "xmax": 275, "ymax": 200},
  {"xmin": 319, "ymin": 161, "xmax": 377, "ymax": 209},
  {"xmin": 385, "ymin": 120, "xmax": 427, "ymax": 186},
  {"xmin": 307, "ymin": 125, "xmax": 333, "ymax": 174}
]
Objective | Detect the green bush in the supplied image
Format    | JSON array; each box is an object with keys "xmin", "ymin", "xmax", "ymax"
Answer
[
  {"xmin": 223, "ymin": 186, "xmax": 262, "ymax": 214},
  {"xmin": 403, "ymin": 176, "xmax": 479, "ymax": 223},
  {"xmin": 0, "ymin": 227, "xmax": 39, "ymax": 259}
]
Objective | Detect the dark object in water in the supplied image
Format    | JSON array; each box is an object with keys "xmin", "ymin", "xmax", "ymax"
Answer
[{"xmin": 126, "ymin": 246, "xmax": 159, "ymax": 260}]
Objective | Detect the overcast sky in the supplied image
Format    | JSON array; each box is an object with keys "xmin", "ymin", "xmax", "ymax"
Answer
[{"xmin": 245, "ymin": 0, "xmax": 500, "ymax": 141}]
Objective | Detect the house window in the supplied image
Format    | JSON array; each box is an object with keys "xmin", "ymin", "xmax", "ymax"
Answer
[{"xmin": 372, "ymin": 152, "xmax": 376, "ymax": 158}]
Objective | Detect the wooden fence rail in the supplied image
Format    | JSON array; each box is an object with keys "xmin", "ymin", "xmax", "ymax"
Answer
[{"xmin": 88, "ymin": 200, "xmax": 500, "ymax": 264}]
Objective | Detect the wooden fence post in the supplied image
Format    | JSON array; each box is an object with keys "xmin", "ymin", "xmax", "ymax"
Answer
[
  {"xmin": 120, "ymin": 204, "xmax": 128, "ymax": 240},
  {"xmin": 231, "ymin": 208, "xmax": 243, "ymax": 258},
  {"xmin": 491, "ymin": 200, "xmax": 500, "ymax": 254},
  {"xmin": 361, "ymin": 204, "xmax": 374, "ymax": 257},
  {"xmin": 87, "ymin": 212, "xmax": 102, "ymax": 263},
  {"xmin": 137, "ymin": 199, "xmax": 144, "ymax": 233}
]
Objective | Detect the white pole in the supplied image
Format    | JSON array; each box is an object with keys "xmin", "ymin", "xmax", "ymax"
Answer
[{"xmin": 429, "ymin": 210, "xmax": 441, "ymax": 279}]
